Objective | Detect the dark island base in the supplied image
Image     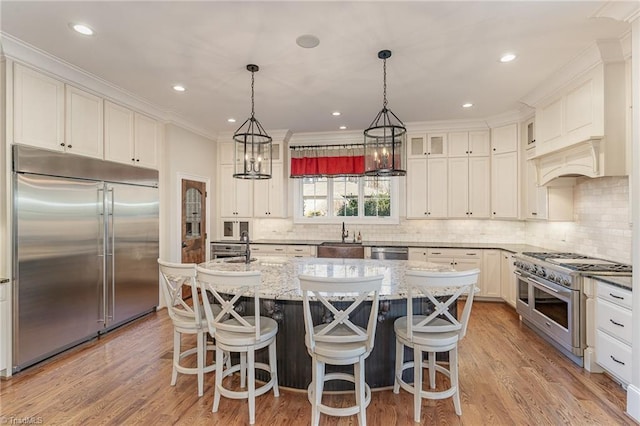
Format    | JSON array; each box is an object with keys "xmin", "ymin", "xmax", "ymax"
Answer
[{"xmin": 226, "ymin": 296, "xmax": 455, "ymax": 390}]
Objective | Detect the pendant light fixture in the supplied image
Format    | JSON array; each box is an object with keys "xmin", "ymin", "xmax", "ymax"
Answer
[
  {"xmin": 364, "ymin": 50, "xmax": 406, "ymax": 176},
  {"xmin": 233, "ymin": 64, "xmax": 272, "ymax": 179}
]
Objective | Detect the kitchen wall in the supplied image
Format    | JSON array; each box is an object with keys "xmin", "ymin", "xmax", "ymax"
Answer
[
  {"xmin": 526, "ymin": 176, "xmax": 631, "ymax": 264},
  {"xmin": 253, "ymin": 176, "xmax": 631, "ymax": 264},
  {"xmin": 162, "ymin": 124, "xmax": 216, "ymax": 264}
]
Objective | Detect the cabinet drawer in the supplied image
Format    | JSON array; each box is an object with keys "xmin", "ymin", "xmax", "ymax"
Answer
[
  {"xmin": 286, "ymin": 245, "xmax": 313, "ymax": 257},
  {"xmin": 251, "ymin": 244, "xmax": 287, "ymax": 255},
  {"xmin": 596, "ymin": 329, "xmax": 632, "ymax": 384},
  {"xmin": 596, "ymin": 298, "xmax": 632, "ymax": 345},
  {"xmin": 427, "ymin": 248, "xmax": 481, "ymax": 259},
  {"xmin": 596, "ymin": 282, "xmax": 631, "ymax": 309}
]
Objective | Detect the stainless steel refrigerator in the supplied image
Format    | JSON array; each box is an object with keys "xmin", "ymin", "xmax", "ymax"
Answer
[{"xmin": 12, "ymin": 145, "xmax": 159, "ymax": 372}]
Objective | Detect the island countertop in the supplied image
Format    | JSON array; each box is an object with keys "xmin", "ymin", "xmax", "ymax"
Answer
[{"xmin": 199, "ymin": 256, "xmax": 461, "ymax": 301}]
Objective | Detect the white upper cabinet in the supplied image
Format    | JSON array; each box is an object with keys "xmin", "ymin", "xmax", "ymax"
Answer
[
  {"xmin": 406, "ymin": 156, "xmax": 447, "ymax": 219},
  {"xmin": 254, "ymin": 163, "xmax": 287, "ymax": 218},
  {"xmin": 449, "ymin": 130, "xmax": 490, "ymax": 157},
  {"xmin": 407, "ymin": 133, "xmax": 447, "ymax": 158},
  {"xmin": 65, "ymin": 85, "xmax": 104, "ymax": 159},
  {"xmin": 13, "ymin": 64, "xmax": 64, "ymax": 150},
  {"xmin": 13, "ymin": 63, "xmax": 103, "ymax": 158},
  {"xmin": 133, "ymin": 112, "xmax": 160, "ymax": 168},
  {"xmin": 219, "ymin": 163, "xmax": 253, "ymax": 218},
  {"xmin": 104, "ymin": 101, "xmax": 159, "ymax": 168},
  {"xmin": 104, "ymin": 101, "xmax": 134, "ymax": 164},
  {"xmin": 490, "ymin": 123, "xmax": 519, "ymax": 219},
  {"xmin": 491, "ymin": 123, "xmax": 518, "ymax": 154},
  {"xmin": 448, "ymin": 156, "xmax": 490, "ymax": 218}
]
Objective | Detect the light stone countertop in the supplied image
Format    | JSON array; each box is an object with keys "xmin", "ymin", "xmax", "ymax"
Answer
[{"xmin": 199, "ymin": 256, "xmax": 472, "ymax": 301}]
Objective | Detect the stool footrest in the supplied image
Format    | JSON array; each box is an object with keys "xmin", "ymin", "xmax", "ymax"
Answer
[{"xmin": 307, "ymin": 372, "xmax": 371, "ymax": 417}]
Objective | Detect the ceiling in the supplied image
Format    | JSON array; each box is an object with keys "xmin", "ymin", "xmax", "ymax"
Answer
[{"xmin": 0, "ymin": 1, "xmax": 634, "ymax": 138}]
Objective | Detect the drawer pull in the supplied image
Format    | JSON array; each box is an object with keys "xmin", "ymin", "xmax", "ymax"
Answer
[
  {"xmin": 609, "ymin": 319, "xmax": 624, "ymax": 327},
  {"xmin": 609, "ymin": 293, "xmax": 624, "ymax": 300},
  {"xmin": 610, "ymin": 355, "xmax": 625, "ymax": 366}
]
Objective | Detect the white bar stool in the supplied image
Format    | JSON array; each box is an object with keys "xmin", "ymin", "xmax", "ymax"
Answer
[
  {"xmin": 196, "ymin": 267, "xmax": 279, "ymax": 425},
  {"xmin": 393, "ymin": 268, "xmax": 480, "ymax": 422},
  {"xmin": 157, "ymin": 259, "xmax": 216, "ymax": 397},
  {"xmin": 299, "ymin": 274, "xmax": 384, "ymax": 426}
]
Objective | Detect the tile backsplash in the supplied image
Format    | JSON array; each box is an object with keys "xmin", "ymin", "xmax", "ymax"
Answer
[
  {"xmin": 252, "ymin": 176, "xmax": 631, "ymax": 264},
  {"xmin": 526, "ymin": 176, "xmax": 631, "ymax": 264}
]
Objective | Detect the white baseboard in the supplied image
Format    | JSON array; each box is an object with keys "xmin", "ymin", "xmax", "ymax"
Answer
[{"xmin": 627, "ymin": 384, "xmax": 640, "ymax": 422}]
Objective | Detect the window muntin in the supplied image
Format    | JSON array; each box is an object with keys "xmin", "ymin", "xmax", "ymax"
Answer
[{"xmin": 296, "ymin": 176, "xmax": 398, "ymax": 222}]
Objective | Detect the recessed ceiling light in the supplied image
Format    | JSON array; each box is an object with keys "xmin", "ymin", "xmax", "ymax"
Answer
[
  {"xmin": 332, "ymin": 111, "xmax": 341, "ymax": 116},
  {"xmin": 296, "ymin": 34, "xmax": 320, "ymax": 49},
  {"xmin": 339, "ymin": 126, "xmax": 347, "ymax": 130},
  {"xmin": 172, "ymin": 85, "xmax": 186, "ymax": 92},
  {"xmin": 500, "ymin": 53, "xmax": 516, "ymax": 63},
  {"xmin": 70, "ymin": 23, "xmax": 94, "ymax": 36},
  {"xmin": 227, "ymin": 118, "xmax": 236, "ymax": 123},
  {"xmin": 462, "ymin": 103, "xmax": 473, "ymax": 108}
]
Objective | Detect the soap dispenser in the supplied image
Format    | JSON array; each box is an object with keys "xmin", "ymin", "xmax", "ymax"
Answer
[{"xmin": 357, "ymin": 231, "xmax": 362, "ymax": 243}]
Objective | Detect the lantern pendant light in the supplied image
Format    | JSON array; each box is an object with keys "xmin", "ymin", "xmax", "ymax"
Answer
[
  {"xmin": 364, "ymin": 50, "xmax": 406, "ymax": 176},
  {"xmin": 233, "ymin": 64, "xmax": 272, "ymax": 179}
]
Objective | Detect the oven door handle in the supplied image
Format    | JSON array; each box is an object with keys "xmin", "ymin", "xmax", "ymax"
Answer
[{"xmin": 529, "ymin": 277, "xmax": 559, "ymax": 293}]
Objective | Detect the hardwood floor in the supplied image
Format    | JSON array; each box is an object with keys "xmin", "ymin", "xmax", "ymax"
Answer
[{"xmin": 0, "ymin": 302, "xmax": 634, "ymax": 425}]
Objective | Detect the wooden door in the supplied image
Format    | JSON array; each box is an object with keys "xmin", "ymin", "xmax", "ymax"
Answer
[{"xmin": 181, "ymin": 179, "xmax": 207, "ymax": 298}]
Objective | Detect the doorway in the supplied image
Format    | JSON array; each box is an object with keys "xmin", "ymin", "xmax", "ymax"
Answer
[{"xmin": 181, "ymin": 178, "xmax": 207, "ymax": 299}]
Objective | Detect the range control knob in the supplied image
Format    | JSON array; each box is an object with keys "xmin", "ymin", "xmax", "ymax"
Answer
[
  {"xmin": 547, "ymin": 273, "xmax": 556, "ymax": 282},
  {"xmin": 561, "ymin": 278, "xmax": 571, "ymax": 287}
]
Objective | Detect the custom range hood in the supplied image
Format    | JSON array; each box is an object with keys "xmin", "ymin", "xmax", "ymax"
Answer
[{"xmin": 524, "ymin": 40, "xmax": 628, "ymax": 186}]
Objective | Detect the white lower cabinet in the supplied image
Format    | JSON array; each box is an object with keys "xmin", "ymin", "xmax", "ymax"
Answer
[
  {"xmin": 500, "ymin": 251, "xmax": 516, "ymax": 307},
  {"xmin": 251, "ymin": 244, "xmax": 315, "ymax": 257},
  {"xmin": 427, "ymin": 248, "xmax": 489, "ymax": 296},
  {"xmin": 250, "ymin": 244, "xmax": 287, "ymax": 256},
  {"xmin": 595, "ymin": 282, "xmax": 632, "ymax": 385},
  {"xmin": 585, "ymin": 277, "xmax": 633, "ymax": 385},
  {"xmin": 408, "ymin": 247, "xmax": 428, "ymax": 261},
  {"xmin": 481, "ymin": 250, "xmax": 501, "ymax": 299}
]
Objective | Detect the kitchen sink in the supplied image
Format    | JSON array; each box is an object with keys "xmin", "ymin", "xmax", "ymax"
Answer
[{"xmin": 317, "ymin": 243, "xmax": 364, "ymax": 259}]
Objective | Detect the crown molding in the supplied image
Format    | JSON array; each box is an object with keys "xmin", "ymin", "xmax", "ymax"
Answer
[
  {"xmin": 519, "ymin": 40, "xmax": 622, "ymax": 108},
  {"xmin": 592, "ymin": 1, "xmax": 640, "ymax": 23}
]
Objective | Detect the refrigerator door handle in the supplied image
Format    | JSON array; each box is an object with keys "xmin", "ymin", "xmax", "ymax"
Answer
[
  {"xmin": 98, "ymin": 187, "xmax": 106, "ymax": 325},
  {"xmin": 106, "ymin": 187, "xmax": 115, "ymax": 323}
]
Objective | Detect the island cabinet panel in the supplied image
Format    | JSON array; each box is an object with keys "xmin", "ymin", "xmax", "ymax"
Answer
[{"xmin": 244, "ymin": 297, "xmax": 456, "ymax": 390}]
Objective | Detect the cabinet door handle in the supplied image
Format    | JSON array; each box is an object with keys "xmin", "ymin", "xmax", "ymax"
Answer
[
  {"xmin": 67, "ymin": 144, "xmax": 72, "ymax": 148},
  {"xmin": 493, "ymin": 147, "xmax": 496, "ymax": 151},
  {"xmin": 609, "ymin": 293, "xmax": 624, "ymax": 300},
  {"xmin": 131, "ymin": 158, "xmax": 135, "ymax": 161},
  {"xmin": 609, "ymin": 319, "xmax": 624, "ymax": 327},
  {"xmin": 610, "ymin": 355, "xmax": 625, "ymax": 365},
  {"xmin": 60, "ymin": 143, "xmax": 66, "ymax": 147},
  {"xmin": 531, "ymin": 212, "xmax": 538, "ymax": 216}
]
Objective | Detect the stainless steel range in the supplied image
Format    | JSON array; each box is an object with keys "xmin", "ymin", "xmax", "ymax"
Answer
[{"xmin": 513, "ymin": 252, "xmax": 631, "ymax": 366}]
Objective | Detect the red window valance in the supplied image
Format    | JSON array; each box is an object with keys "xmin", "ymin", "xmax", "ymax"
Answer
[{"xmin": 290, "ymin": 145, "xmax": 365, "ymax": 178}]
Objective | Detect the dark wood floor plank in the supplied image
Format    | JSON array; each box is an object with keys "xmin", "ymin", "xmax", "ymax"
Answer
[{"xmin": 0, "ymin": 301, "xmax": 633, "ymax": 425}]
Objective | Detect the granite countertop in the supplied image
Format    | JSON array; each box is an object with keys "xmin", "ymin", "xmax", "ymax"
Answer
[
  {"xmin": 587, "ymin": 274, "xmax": 632, "ymax": 291},
  {"xmin": 199, "ymin": 256, "xmax": 470, "ymax": 301},
  {"xmin": 213, "ymin": 239, "xmax": 546, "ymax": 254},
  {"xmin": 0, "ymin": 278, "xmax": 9, "ymax": 284}
]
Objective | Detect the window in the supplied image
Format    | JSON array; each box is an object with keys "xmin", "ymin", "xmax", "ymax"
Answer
[{"xmin": 295, "ymin": 176, "xmax": 399, "ymax": 223}]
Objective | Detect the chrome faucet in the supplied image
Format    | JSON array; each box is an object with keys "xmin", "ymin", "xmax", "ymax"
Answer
[
  {"xmin": 341, "ymin": 222, "xmax": 349, "ymax": 243},
  {"xmin": 240, "ymin": 231, "xmax": 251, "ymax": 263}
]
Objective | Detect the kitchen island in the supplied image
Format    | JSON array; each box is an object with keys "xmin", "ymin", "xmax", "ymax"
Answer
[{"xmin": 199, "ymin": 257, "xmax": 464, "ymax": 390}]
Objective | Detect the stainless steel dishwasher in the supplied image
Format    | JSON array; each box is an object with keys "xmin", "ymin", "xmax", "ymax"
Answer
[{"xmin": 370, "ymin": 246, "xmax": 408, "ymax": 260}]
